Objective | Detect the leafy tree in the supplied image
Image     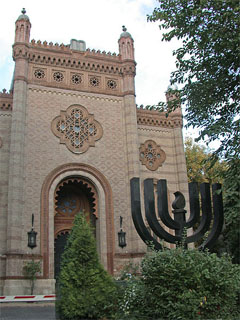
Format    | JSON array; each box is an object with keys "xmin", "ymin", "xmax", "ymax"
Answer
[
  {"xmin": 148, "ymin": 0, "xmax": 240, "ymax": 160},
  {"xmin": 222, "ymin": 159, "xmax": 240, "ymax": 264},
  {"xmin": 148, "ymin": 0, "xmax": 240, "ymax": 263},
  {"xmin": 23, "ymin": 260, "xmax": 41, "ymax": 295},
  {"xmin": 56, "ymin": 213, "xmax": 117, "ymax": 320},
  {"xmin": 184, "ymin": 137, "xmax": 226, "ymax": 183}
]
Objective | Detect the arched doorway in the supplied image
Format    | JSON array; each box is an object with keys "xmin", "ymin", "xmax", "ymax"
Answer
[
  {"xmin": 54, "ymin": 177, "xmax": 98, "ymax": 279},
  {"xmin": 41, "ymin": 163, "xmax": 114, "ymax": 280}
]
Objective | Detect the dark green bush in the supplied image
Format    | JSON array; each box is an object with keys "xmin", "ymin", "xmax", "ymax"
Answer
[
  {"xmin": 119, "ymin": 247, "xmax": 240, "ymax": 320},
  {"xmin": 56, "ymin": 213, "xmax": 117, "ymax": 320}
]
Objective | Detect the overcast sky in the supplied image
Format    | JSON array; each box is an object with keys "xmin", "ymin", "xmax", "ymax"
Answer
[{"xmin": 1, "ymin": 0, "xmax": 209, "ymax": 145}]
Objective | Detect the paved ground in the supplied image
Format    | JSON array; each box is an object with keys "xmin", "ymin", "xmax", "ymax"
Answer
[{"xmin": 0, "ymin": 302, "xmax": 56, "ymax": 320}]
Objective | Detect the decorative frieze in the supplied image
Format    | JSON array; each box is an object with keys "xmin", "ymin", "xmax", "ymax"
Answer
[
  {"xmin": 137, "ymin": 108, "xmax": 182, "ymax": 128},
  {"xmin": 28, "ymin": 87, "xmax": 122, "ymax": 103},
  {"xmin": 29, "ymin": 65, "xmax": 123, "ymax": 95}
]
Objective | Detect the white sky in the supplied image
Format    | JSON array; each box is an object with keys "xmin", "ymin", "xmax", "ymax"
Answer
[{"xmin": 0, "ymin": 0, "xmax": 207, "ymax": 145}]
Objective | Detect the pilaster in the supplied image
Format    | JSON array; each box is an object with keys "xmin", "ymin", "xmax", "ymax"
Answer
[{"xmin": 5, "ymin": 10, "xmax": 30, "ymax": 277}]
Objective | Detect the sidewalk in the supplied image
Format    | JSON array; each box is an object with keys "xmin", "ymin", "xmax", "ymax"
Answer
[{"xmin": 0, "ymin": 302, "xmax": 56, "ymax": 320}]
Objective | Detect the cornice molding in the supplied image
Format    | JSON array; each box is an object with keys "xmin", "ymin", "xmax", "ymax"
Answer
[
  {"xmin": 137, "ymin": 127, "xmax": 170, "ymax": 133},
  {"xmin": 137, "ymin": 108, "xmax": 183, "ymax": 128},
  {"xmin": 28, "ymin": 86, "xmax": 123, "ymax": 103}
]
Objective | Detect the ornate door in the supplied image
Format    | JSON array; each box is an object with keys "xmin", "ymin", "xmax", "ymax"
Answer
[
  {"xmin": 54, "ymin": 231, "xmax": 69, "ymax": 279},
  {"xmin": 54, "ymin": 177, "xmax": 98, "ymax": 280}
]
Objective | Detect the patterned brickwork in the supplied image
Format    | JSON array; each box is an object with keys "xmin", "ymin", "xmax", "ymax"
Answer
[
  {"xmin": 0, "ymin": 111, "xmax": 12, "ymax": 261},
  {"xmin": 7, "ymin": 80, "xmax": 29, "ymax": 259},
  {"xmin": 21, "ymin": 86, "xmax": 131, "ymax": 267},
  {"xmin": 137, "ymin": 124, "xmax": 189, "ymax": 215}
]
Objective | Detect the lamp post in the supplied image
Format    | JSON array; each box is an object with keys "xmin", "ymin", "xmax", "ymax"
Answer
[
  {"xmin": 28, "ymin": 214, "xmax": 37, "ymax": 249},
  {"xmin": 118, "ymin": 216, "xmax": 126, "ymax": 249}
]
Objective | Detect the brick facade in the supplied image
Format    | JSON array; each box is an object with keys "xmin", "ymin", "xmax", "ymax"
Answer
[{"xmin": 0, "ymin": 10, "xmax": 189, "ymax": 295}]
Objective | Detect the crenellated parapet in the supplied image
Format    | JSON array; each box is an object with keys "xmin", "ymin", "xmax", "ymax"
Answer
[
  {"xmin": 12, "ymin": 38, "xmax": 132, "ymax": 73},
  {"xmin": 0, "ymin": 89, "xmax": 13, "ymax": 111},
  {"xmin": 136, "ymin": 106, "xmax": 183, "ymax": 128},
  {"xmin": 12, "ymin": 38, "xmax": 136, "ymax": 96},
  {"xmin": 30, "ymin": 39, "xmax": 70, "ymax": 51},
  {"xmin": 29, "ymin": 39, "xmax": 121, "ymax": 59}
]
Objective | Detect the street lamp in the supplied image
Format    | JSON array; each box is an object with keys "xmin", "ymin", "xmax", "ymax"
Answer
[
  {"xmin": 118, "ymin": 216, "xmax": 126, "ymax": 248},
  {"xmin": 28, "ymin": 214, "xmax": 37, "ymax": 249}
]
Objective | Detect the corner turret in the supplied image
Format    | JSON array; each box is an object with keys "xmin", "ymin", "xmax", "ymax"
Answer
[
  {"xmin": 118, "ymin": 26, "xmax": 134, "ymax": 60},
  {"xmin": 15, "ymin": 8, "xmax": 31, "ymax": 43}
]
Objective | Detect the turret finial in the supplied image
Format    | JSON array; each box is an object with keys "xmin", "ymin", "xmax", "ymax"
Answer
[
  {"xmin": 21, "ymin": 8, "xmax": 26, "ymax": 15},
  {"xmin": 122, "ymin": 25, "xmax": 127, "ymax": 32}
]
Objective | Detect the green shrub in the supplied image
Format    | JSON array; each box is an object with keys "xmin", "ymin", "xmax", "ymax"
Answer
[
  {"xmin": 56, "ymin": 213, "xmax": 117, "ymax": 320},
  {"xmin": 23, "ymin": 260, "xmax": 41, "ymax": 295},
  {"xmin": 117, "ymin": 261, "xmax": 140, "ymax": 281},
  {"xmin": 119, "ymin": 248, "xmax": 240, "ymax": 319}
]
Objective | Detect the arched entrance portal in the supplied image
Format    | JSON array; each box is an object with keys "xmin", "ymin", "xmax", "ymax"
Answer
[
  {"xmin": 54, "ymin": 177, "xmax": 98, "ymax": 279},
  {"xmin": 41, "ymin": 163, "xmax": 114, "ymax": 280}
]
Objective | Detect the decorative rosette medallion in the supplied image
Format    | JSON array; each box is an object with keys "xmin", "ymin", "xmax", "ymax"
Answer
[
  {"xmin": 139, "ymin": 140, "xmax": 166, "ymax": 171},
  {"xmin": 51, "ymin": 104, "xmax": 103, "ymax": 153}
]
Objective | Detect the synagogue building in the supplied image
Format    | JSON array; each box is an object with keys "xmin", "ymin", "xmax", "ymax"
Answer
[{"xmin": 0, "ymin": 9, "xmax": 188, "ymax": 295}]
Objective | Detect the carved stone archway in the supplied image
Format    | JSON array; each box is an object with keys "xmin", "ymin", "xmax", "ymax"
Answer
[{"xmin": 41, "ymin": 163, "xmax": 114, "ymax": 279}]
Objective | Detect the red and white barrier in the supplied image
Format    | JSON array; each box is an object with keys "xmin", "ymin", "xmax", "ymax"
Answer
[{"xmin": 0, "ymin": 294, "xmax": 56, "ymax": 302}]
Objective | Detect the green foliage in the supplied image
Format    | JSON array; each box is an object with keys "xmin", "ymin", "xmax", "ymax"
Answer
[
  {"xmin": 118, "ymin": 261, "xmax": 140, "ymax": 281},
  {"xmin": 23, "ymin": 260, "xmax": 41, "ymax": 295},
  {"xmin": 148, "ymin": 0, "xmax": 240, "ymax": 161},
  {"xmin": 184, "ymin": 136, "xmax": 239, "ymax": 262},
  {"xmin": 148, "ymin": 0, "xmax": 239, "ymax": 265},
  {"xmin": 184, "ymin": 136, "xmax": 227, "ymax": 183},
  {"xmin": 23, "ymin": 260, "xmax": 41, "ymax": 280},
  {"xmin": 56, "ymin": 213, "xmax": 117, "ymax": 320},
  {"xmin": 119, "ymin": 248, "xmax": 240, "ymax": 319},
  {"xmin": 223, "ymin": 158, "xmax": 240, "ymax": 263}
]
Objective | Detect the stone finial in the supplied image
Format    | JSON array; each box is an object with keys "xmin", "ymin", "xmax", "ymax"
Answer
[{"xmin": 119, "ymin": 25, "xmax": 133, "ymax": 41}]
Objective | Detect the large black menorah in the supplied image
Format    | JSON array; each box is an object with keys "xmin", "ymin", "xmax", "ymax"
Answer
[{"xmin": 130, "ymin": 178, "xmax": 224, "ymax": 250}]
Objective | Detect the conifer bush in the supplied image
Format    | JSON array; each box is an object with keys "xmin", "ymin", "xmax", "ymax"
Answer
[{"xmin": 56, "ymin": 213, "xmax": 117, "ymax": 320}]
